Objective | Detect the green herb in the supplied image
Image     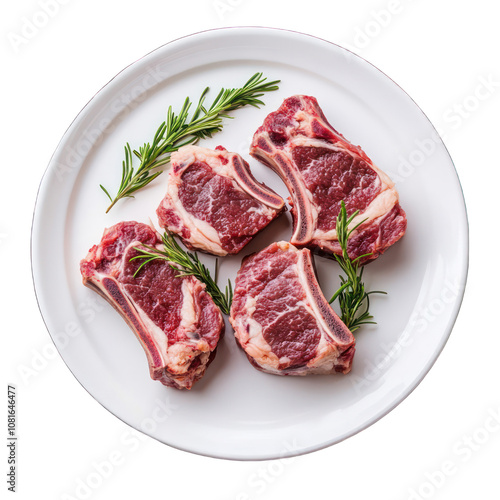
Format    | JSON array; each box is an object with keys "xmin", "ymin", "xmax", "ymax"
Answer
[
  {"xmin": 329, "ymin": 201, "xmax": 386, "ymax": 332},
  {"xmin": 101, "ymin": 72, "xmax": 280, "ymax": 213},
  {"xmin": 130, "ymin": 231, "xmax": 233, "ymax": 315}
]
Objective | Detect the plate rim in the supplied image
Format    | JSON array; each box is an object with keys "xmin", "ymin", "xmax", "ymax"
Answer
[{"xmin": 30, "ymin": 26, "xmax": 469, "ymax": 461}]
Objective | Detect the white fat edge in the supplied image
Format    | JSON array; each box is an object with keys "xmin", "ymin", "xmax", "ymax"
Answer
[
  {"xmin": 288, "ymin": 134, "xmax": 347, "ymax": 153},
  {"xmin": 312, "ymin": 187, "xmax": 399, "ymax": 240},
  {"xmin": 276, "ymin": 241, "xmax": 292, "ymax": 252},
  {"xmin": 298, "ymin": 359, "xmax": 335, "ymax": 374},
  {"xmin": 170, "ymin": 146, "xmax": 196, "ymax": 168},
  {"xmin": 159, "ymin": 352, "xmax": 212, "ymax": 388},
  {"xmin": 261, "ymin": 362, "xmax": 334, "ymax": 376},
  {"xmin": 180, "ymin": 280, "xmax": 212, "ymax": 350},
  {"xmin": 96, "ymin": 238, "xmax": 139, "ymax": 278},
  {"xmin": 252, "ymin": 360, "xmax": 286, "ymax": 375},
  {"xmin": 179, "ymin": 280, "xmax": 197, "ymax": 336},
  {"xmin": 309, "ymin": 358, "xmax": 335, "ymax": 373},
  {"xmin": 239, "ymin": 295, "xmax": 281, "ymax": 370},
  {"xmin": 308, "ymin": 339, "xmax": 341, "ymax": 370},
  {"xmin": 164, "ymin": 343, "xmax": 203, "ymax": 375},
  {"xmin": 246, "ymin": 204, "xmax": 278, "ymax": 219},
  {"xmin": 165, "ymin": 178, "xmax": 226, "ymax": 256},
  {"xmin": 305, "ymin": 181, "xmax": 319, "ymax": 222},
  {"xmin": 173, "ymin": 144, "xmax": 235, "ymax": 179},
  {"xmin": 111, "ymin": 238, "xmax": 147, "ymax": 280}
]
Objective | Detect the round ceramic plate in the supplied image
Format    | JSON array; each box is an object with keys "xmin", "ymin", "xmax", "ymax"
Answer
[{"xmin": 31, "ymin": 27, "xmax": 468, "ymax": 460}]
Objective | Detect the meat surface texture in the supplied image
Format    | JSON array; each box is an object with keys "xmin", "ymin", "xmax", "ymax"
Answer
[
  {"xmin": 230, "ymin": 241, "xmax": 355, "ymax": 375},
  {"xmin": 80, "ymin": 221, "xmax": 224, "ymax": 390},
  {"xmin": 250, "ymin": 95, "xmax": 407, "ymax": 263},
  {"xmin": 157, "ymin": 145, "xmax": 285, "ymax": 256}
]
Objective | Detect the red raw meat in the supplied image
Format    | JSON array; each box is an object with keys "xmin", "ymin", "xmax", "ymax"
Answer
[
  {"xmin": 157, "ymin": 145, "xmax": 285, "ymax": 256},
  {"xmin": 230, "ymin": 241, "xmax": 355, "ymax": 375},
  {"xmin": 250, "ymin": 95, "xmax": 407, "ymax": 263},
  {"xmin": 80, "ymin": 221, "xmax": 224, "ymax": 390}
]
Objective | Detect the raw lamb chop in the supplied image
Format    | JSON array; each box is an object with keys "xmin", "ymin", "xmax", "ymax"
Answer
[
  {"xmin": 250, "ymin": 95, "xmax": 407, "ymax": 263},
  {"xmin": 80, "ymin": 221, "xmax": 224, "ymax": 390},
  {"xmin": 230, "ymin": 241, "xmax": 355, "ymax": 375},
  {"xmin": 157, "ymin": 145, "xmax": 285, "ymax": 256}
]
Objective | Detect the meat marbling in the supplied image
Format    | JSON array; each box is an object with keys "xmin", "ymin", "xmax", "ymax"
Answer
[
  {"xmin": 80, "ymin": 221, "xmax": 224, "ymax": 390},
  {"xmin": 250, "ymin": 95, "xmax": 407, "ymax": 263},
  {"xmin": 157, "ymin": 145, "xmax": 285, "ymax": 256},
  {"xmin": 230, "ymin": 241, "xmax": 355, "ymax": 375}
]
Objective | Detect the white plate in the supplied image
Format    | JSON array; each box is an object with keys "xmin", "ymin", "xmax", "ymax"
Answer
[{"xmin": 31, "ymin": 27, "xmax": 468, "ymax": 460}]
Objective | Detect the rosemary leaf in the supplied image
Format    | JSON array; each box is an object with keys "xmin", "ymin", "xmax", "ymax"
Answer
[
  {"xmin": 329, "ymin": 201, "xmax": 386, "ymax": 332},
  {"xmin": 102, "ymin": 72, "xmax": 280, "ymax": 212},
  {"xmin": 130, "ymin": 232, "xmax": 233, "ymax": 315}
]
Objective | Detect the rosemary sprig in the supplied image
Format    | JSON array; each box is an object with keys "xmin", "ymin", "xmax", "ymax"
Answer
[
  {"xmin": 130, "ymin": 231, "xmax": 233, "ymax": 315},
  {"xmin": 101, "ymin": 72, "xmax": 280, "ymax": 212},
  {"xmin": 329, "ymin": 201, "xmax": 386, "ymax": 332}
]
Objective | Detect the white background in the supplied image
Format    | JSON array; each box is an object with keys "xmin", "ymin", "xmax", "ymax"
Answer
[{"xmin": 2, "ymin": 1, "xmax": 499, "ymax": 499}]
